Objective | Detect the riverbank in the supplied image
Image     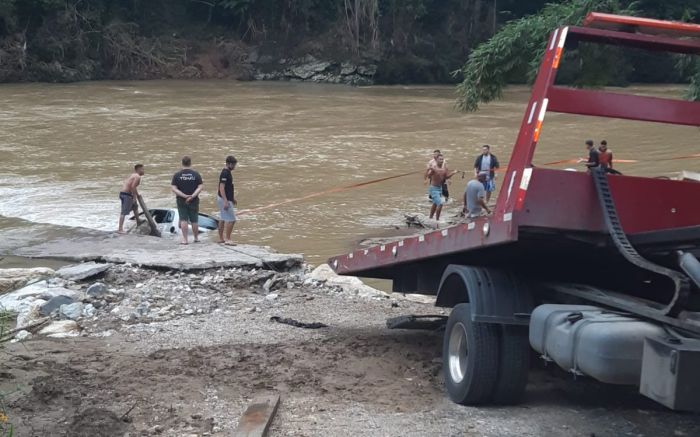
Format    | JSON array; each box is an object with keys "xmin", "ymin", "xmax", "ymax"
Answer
[{"xmin": 2, "ymin": 248, "xmax": 699, "ymax": 436}]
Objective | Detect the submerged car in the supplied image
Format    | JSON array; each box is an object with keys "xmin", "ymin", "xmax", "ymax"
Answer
[{"xmin": 132, "ymin": 208, "xmax": 219, "ymax": 235}]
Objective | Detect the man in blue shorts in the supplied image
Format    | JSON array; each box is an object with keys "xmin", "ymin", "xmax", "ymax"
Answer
[
  {"xmin": 473, "ymin": 144, "xmax": 500, "ymax": 202},
  {"xmin": 426, "ymin": 154, "xmax": 460, "ymax": 221},
  {"xmin": 217, "ymin": 155, "xmax": 238, "ymax": 245}
]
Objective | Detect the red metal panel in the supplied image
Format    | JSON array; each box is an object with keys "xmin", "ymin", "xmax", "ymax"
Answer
[
  {"xmin": 548, "ymin": 86, "xmax": 700, "ymax": 126},
  {"xmin": 519, "ymin": 169, "xmax": 700, "ymax": 234},
  {"xmin": 583, "ymin": 12, "xmax": 700, "ymax": 37},
  {"xmin": 330, "ymin": 217, "xmax": 514, "ymax": 275},
  {"xmin": 567, "ymin": 25, "xmax": 700, "ymax": 55}
]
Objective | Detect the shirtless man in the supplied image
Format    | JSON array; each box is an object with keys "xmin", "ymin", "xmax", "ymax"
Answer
[
  {"xmin": 426, "ymin": 154, "xmax": 460, "ymax": 221},
  {"xmin": 118, "ymin": 164, "xmax": 144, "ymax": 234}
]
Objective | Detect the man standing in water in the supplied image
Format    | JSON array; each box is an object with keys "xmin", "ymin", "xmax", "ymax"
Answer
[
  {"xmin": 217, "ymin": 155, "xmax": 237, "ymax": 245},
  {"xmin": 425, "ymin": 149, "xmax": 450, "ymax": 200},
  {"xmin": 426, "ymin": 154, "xmax": 459, "ymax": 221},
  {"xmin": 117, "ymin": 163, "xmax": 144, "ymax": 234},
  {"xmin": 171, "ymin": 155, "xmax": 203, "ymax": 245},
  {"xmin": 473, "ymin": 145, "xmax": 499, "ymax": 202}
]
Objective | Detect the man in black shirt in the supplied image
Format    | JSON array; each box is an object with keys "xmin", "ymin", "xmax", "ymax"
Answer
[
  {"xmin": 171, "ymin": 155, "xmax": 203, "ymax": 245},
  {"xmin": 217, "ymin": 155, "xmax": 237, "ymax": 245},
  {"xmin": 580, "ymin": 139, "xmax": 599, "ymax": 171}
]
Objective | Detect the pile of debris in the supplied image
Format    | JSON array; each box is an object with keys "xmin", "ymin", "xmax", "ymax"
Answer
[{"xmin": 0, "ymin": 257, "xmax": 390, "ymax": 342}]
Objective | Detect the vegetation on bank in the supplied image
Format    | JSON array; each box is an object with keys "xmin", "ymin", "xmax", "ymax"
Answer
[
  {"xmin": 456, "ymin": 0, "xmax": 700, "ymax": 111},
  {"xmin": 0, "ymin": 0, "xmax": 697, "ymax": 92},
  {"xmin": 0, "ymin": 0, "xmax": 519, "ymax": 83}
]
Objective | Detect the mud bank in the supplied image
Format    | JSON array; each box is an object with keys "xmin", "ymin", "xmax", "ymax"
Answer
[{"xmin": 2, "ymin": 260, "xmax": 699, "ymax": 436}]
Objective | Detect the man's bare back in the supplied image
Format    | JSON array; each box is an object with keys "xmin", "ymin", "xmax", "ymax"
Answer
[{"xmin": 121, "ymin": 173, "xmax": 141, "ymax": 194}]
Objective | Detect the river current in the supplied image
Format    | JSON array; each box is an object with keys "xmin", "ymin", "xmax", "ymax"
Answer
[{"xmin": 0, "ymin": 81, "xmax": 697, "ymax": 265}]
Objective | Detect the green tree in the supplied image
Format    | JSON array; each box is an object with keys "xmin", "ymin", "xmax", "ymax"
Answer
[{"xmin": 455, "ymin": 0, "xmax": 700, "ymax": 111}]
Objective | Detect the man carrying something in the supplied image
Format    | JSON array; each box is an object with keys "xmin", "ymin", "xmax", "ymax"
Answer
[
  {"xmin": 171, "ymin": 155, "xmax": 203, "ymax": 245},
  {"xmin": 426, "ymin": 154, "xmax": 459, "ymax": 221},
  {"xmin": 117, "ymin": 163, "xmax": 144, "ymax": 234}
]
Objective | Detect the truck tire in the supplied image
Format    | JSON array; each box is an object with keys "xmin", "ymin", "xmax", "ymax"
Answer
[
  {"xmin": 443, "ymin": 303, "xmax": 499, "ymax": 404},
  {"xmin": 493, "ymin": 325, "xmax": 530, "ymax": 404}
]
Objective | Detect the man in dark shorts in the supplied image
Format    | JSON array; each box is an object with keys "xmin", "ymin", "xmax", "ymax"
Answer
[
  {"xmin": 117, "ymin": 163, "xmax": 144, "ymax": 234},
  {"xmin": 217, "ymin": 155, "xmax": 237, "ymax": 245},
  {"xmin": 171, "ymin": 155, "xmax": 203, "ymax": 245}
]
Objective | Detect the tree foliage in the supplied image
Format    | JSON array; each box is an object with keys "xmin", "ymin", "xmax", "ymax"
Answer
[{"xmin": 455, "ymin": 0, "xmax": 700, "ymax": 111}]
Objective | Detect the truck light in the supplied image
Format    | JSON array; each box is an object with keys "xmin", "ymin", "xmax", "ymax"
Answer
[
  {"xmin": 392, "ymin": 246, "xmax": 398, "ymax": 257},
  {"xmin": 483, "ymin": 221, "xmax": 491, "ymax": 237}
]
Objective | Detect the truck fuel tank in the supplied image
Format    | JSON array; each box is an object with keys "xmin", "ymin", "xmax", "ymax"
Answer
[{"xmin": 529, "ymin": 304, "xmax": 665, "ymax": 385}]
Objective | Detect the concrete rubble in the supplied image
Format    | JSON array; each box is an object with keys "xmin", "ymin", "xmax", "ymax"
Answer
[
  {"xmin": 56, "ymin": 262, "xmax": 112, "ymax": 281},
  {"xmin": 0, "ymin": 267, "xmax": 55, "ymax": 294},
  {"xmin": 0, "ymin": 244, "xmax": 388, "ymax": 340}
]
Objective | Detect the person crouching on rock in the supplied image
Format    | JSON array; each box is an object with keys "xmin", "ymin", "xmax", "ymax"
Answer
[
  {"xmin": 217, "ymin": 155, "xmax": 238, "ymax": 245},
  {"xmin": 117, "ymin": 163, "xmax": 144, "ymax": 234},
  {"xmin": 171, "ymin": 155, "xmax": 203, "ymax": 245}
]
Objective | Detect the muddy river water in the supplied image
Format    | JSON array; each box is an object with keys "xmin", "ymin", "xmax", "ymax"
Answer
[{"xmin": 0, "ymin": 81, "xmax": 697, "ymax": 265}]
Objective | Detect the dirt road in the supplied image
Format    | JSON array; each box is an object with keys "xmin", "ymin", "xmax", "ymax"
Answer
[{"xmin": 2, "ymin": 266, "xmax": 699, "ymax": 436}]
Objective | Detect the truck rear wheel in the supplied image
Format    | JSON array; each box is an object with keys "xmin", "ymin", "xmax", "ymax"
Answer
[{"xmin": 443, "ymin": 303, "xmax": 499, "ymax": 404}]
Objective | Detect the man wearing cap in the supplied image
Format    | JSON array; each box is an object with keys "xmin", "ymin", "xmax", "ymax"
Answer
[
  {"xmin": 473, "ymin": 145, "xmax": 499, "ymax": 202},
  {"xmin": 464, "ymin": 171, "xmax": 492, "ymax": 218},
  {"xmin": 171, "ymin": 155, "xmax": 203, "ymax": 245},
  {"xmin": 217, "ymin": 155, "xmax": 238, "ymax": 245}
]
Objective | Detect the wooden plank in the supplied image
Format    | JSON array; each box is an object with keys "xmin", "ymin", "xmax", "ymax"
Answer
[
  {"xmin": 136, "ymin": 194, "xmax": 162, "ymax": 237},
  {"xmin": 233, "ymin": 393, "xmax": 280, "ymax": 437}
]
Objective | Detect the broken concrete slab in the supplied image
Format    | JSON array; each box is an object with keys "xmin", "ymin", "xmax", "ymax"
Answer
[
  {"xmin": 13, "ymin": 233, "xmax": 304, "ymax": 271},
  {"xmin": 0, "ymin": 267, "xmax": 55, "ymax": 295},
  {"xmin": 0, "ymin": 280, "xmax": 81, "ymax": 313},
  {"xmin": 309, "ymin": 264, "xmax": 388, "ymax": 299},
  {"xmin": 56, "ymin": 262, "xmax": 112, "ymax": 281},
  {"xmin": 38, "ymin": 320, "xmax": 80, "ymax": 338}
]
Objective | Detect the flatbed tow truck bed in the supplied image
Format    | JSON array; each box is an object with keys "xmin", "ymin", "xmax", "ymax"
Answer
[{"xmin": 328, "ymin": 13, "xmax": 700, "ymax": 411}]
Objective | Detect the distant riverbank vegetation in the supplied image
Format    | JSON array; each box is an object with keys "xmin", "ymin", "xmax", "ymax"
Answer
[{"xmin": 0, "ymin": 0, "xmax": 697, "ymax": 94}]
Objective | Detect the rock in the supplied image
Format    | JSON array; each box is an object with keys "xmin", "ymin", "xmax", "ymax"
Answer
[
  {"xmin": 59, "ymin": 302, "xmax": 84, "ymax": 320},
  {"xmin": 308, "ymin": 264, "xmax": 388, "ymax": 299},
  {"xmin": 38, "ymin": 320, "xmax": 80, "ymax": 338},
  {"xmin": 290, "ymin": 60, "xmax": 331, "ymax": 79},
  {"xmin": 265, "ymin": 293, "xmax": 279, "ymax": 301},
  {"xmin": 14, "ymin": 330, "xmax": 32, "ymax": 341},
  {"xmin": 0, "ymin": 267, "xmax": 55, "ymax": 294},
  {"xmin": 40, "ymin": 295, "xmax": 76, "ymax": 316},
  {"xmin": 357, "ymin": 64, "xmax": 378, "ymax": 76},
  {"xmin": 286, "ymin": 282, "xmax": 295, "ymax": 289},
  {"xmin": 262, "ymin": 278, "xmax": 275, "ymax": 292},
  {"xmin": 83, "ymin": 303, "xmax": 96, "ymax": 318},
  {"xmin": 0, "ymin": 280, "xmax": 81, "ymax": 314},
  {"xmin": 16, "ymin": 299, "xmax": 46, "ymax": 327},
  {"xmin": 340, "ymin": 62, "xmax": 357, "ymax": 75},
  {"xmin": 86, "ymin": 282, "xmax": 109, "ymax": 297},
  {"xmin": 56, "ymin": 262, "xmax": 111, "ymax": 282}
]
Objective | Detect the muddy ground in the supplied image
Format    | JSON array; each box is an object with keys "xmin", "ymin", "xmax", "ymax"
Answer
[{"xmin": 2, "ymin": 265, "xmax": 700, "ymax": 437}]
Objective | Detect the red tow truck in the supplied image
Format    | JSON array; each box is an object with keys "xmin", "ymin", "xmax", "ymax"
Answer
[{"xmin": 329, "ymin": 13, "xmax": 700, "ymax": 411}]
